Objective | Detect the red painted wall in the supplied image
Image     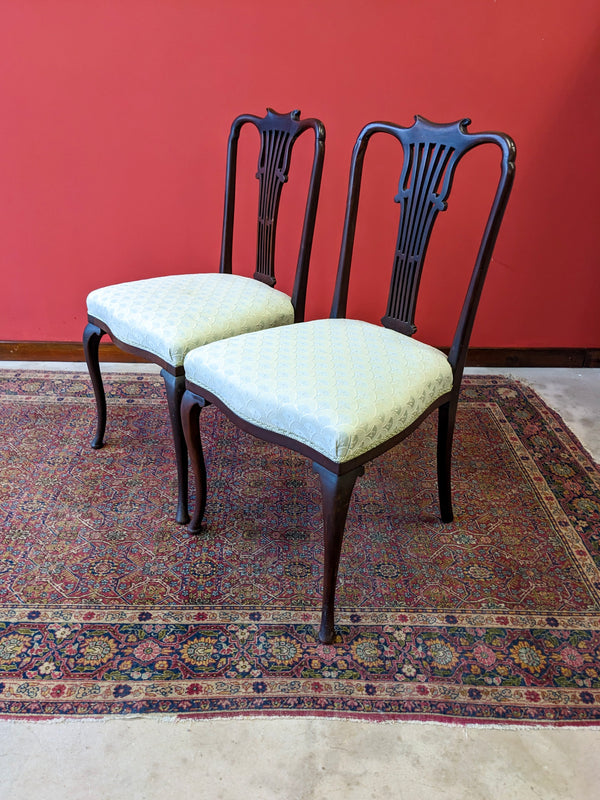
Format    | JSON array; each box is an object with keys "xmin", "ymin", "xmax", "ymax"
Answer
[{"xmin": 1, "ymin": 0, "xmax": 599, "ymax": 347}]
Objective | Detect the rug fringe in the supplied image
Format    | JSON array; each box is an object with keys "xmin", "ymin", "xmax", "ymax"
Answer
[{"xmin": 3, "ymin": 713, "xmax": 600, "ymax": 731}]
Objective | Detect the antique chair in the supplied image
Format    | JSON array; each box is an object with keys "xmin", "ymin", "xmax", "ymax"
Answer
[
  {"xmin": 180, "ymin": 116, "xmax": 516, "ymax": 642},
  {"xmin": 83, "ymin": 109, "xmax": 326, "ymax": 524}
]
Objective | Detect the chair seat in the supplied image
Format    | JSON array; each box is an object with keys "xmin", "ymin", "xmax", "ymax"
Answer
[
  {"xmin": 87, "ymin": 273, "xmax": 295, "ymax": 368},
  {"xmin": 184, "ymin": 318, "xmax": 454, "ymax": 463}
]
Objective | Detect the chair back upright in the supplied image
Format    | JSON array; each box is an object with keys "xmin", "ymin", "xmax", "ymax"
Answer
[
  {"xmin": 219, "ymin": 108, "xmax": 326, "ymax": 322},
  {"xmin": 330, "ymin": 116, "xmax": 516, "ymax": 381}
]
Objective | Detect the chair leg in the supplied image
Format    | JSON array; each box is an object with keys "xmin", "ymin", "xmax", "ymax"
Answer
[
  {"xmin": 313, "ymin": 462, "xmax": 364, "ymax": 644},
  {"xmin": 437, "ymin": 400, "xmax": 458, "ymax": 523},
  {"xmin": 161, "ymin": 370, "xmax": 190, "ymax": 526},
  {"xmin": 181, "ymin": 389, "xmax": 207, "ymax": 535},
  {"xmin": 83, "ymin": 322, "xmax": 107, "ymax": 449}
]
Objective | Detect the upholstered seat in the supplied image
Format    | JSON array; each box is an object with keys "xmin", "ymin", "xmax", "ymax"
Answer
[
  {"xmin": 83, "ymin": 109, "xmax": 325, "ymax": 524},
  {"xmin": 184, "ymin": 318, "xmax": 453, "ymax": 463},
  {"xmin": 87, "ymin": 273, "xmax": 294, "ymax": 369}
]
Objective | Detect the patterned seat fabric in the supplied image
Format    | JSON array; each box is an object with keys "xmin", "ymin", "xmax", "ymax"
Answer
[
  {"xmin": 184, "ymin": 318, "xmax": 453, "ymax": 463},
  {"xmin": 87, "ymin": 273, "xmax": 295, "ymax": 368}
]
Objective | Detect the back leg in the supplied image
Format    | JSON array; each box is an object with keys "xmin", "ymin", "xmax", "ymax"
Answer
[
  {"xmin": 83, "ymin": 322, "xmax": 107, "ymax": 449},
  {"xmin": 437, "ymin": 399, "xmax": 458, "ymax": 523}
]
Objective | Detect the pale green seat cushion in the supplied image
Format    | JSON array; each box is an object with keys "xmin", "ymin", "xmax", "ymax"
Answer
[
  {"xmin": 86, "ymin": 273, "xmax": 295, "ymax": 368},
  {"xmin": 184, "ymin": 318, "xmax": 454, "ymax": 463}
]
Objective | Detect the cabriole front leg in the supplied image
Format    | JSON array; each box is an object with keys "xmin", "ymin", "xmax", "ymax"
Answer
[
  {"xmin": 161, "ymin": 370, "xmax": 190, "ymax": 525},
  {"xmin": 83, "ymin": 322, "xmax": 107, "ymax": 449},
  {"xmin": 313, "ymin": 462, "xmax": 364, "ymax": 644},
  {"xmin": 181, "ymin": 389, "xmax": 207, "ymax": 535}
]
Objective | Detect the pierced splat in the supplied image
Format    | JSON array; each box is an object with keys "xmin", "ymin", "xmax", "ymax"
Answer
[
  {"xmin": 254, "ymin": 113, "xmax": 301, "ymax": 286},
  {"xmin": 382, "ymin": 138, "xmax": 460, "ymax": 335}
]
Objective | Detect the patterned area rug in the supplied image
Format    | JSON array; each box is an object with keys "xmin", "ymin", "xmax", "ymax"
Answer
[{"xmin": 0, "ymin": 371, "xmax": 599, "ymax": 724}]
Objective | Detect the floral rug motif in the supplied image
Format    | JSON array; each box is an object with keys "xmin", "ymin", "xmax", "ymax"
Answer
[{"xmin": 0, "ymin": 371, "xmax": 599, "ymax": 723}]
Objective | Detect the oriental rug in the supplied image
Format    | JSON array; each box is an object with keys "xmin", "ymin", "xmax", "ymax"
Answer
[{"xmin": 0, "ymin": 371, "xmax": 599, "ymax": 724}]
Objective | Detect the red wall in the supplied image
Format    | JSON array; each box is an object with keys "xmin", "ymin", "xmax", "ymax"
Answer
[{"xmin": 1, "ymin": 0, "xmax": 599, "ymax": 348}]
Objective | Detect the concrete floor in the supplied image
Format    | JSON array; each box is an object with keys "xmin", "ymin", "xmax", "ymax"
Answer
[{"xmin": 0, "ymin": 364, "xmax": 599, "ymax": 800}]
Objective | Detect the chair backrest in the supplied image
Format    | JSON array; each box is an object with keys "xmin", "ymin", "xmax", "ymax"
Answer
[
  {"xmin": 330, "ymin": 115, "xmax": 516, "ymax": 380},
  {"xmin": 219, "ymin": 108, "xmax": 326, "ymax": 322}
]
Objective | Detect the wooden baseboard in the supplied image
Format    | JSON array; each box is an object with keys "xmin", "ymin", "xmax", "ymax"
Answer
[
  {"xmin": 0, "ymin": 341, "xmax": 145, "ymax": 363},
  {"xmin": 0, "ymin": 341, "xmax": 599, "ymax": 368},
  {"xmin": 460, "ymin": 348, "xmax": 600, "ymax": 368}
]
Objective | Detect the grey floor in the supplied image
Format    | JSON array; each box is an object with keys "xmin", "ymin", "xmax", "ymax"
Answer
[{"xmin": 0, "ymin": 364, "xmax": 599, "ymax": 800}]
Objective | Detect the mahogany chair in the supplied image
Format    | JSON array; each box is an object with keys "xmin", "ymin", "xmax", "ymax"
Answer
[
  {"xmin": 83, "ymin": 109, "xmax": 325, "ymax": 524},
  {"xmin": 180, "ymin": 116, "xmax": 516, "ymax": 643}
]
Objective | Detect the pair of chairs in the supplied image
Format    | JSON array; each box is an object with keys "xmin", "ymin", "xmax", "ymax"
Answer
[{"xmin": 84, "ymin": 109, "xmax": 516, "ymax": 643}]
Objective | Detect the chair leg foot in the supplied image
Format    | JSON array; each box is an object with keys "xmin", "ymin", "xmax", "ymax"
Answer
[
  {"xmin": 437, "ymin": 400, "xmax": 457, "ymax": 524},
  {"xmin": 181, "ymin": 389, "xmax": 208, "ymax": 535},
  {"xmin": 318, "ymin": 614, "xmax": 335, "ymax": 645},
  {"xmin": 83, "ymin": 322, "xmax": 107, "ymax": 449},
  {"xmin": 175, "ymin": 505, "xmax": 190, "ymax": 526},
  {"xmin": 187, "ymin": 523, "xmax": 203, "ymax": 535},
  {"xmin": 313, "ymin": 462, "xmax": 364, "ymax": 644},
  {"xmin": 161, "ymin": 370, "xmax": 190, "ymax": 525}
]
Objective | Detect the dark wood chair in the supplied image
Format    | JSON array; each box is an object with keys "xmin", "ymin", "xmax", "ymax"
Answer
[
  {"xmin": 83, "ymin": 109, "xmax": 325, "ymax": 524},
  {"xmin": 180, "ymin": 116, "xmax": 516, "ymax": 642}
]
